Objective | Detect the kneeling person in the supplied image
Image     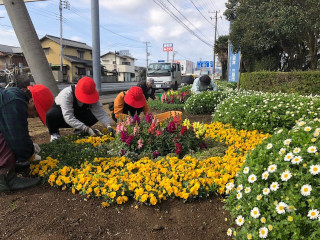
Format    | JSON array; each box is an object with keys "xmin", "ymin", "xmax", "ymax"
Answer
[
  {"xmin": 191, "ymin": 74, "xmax": 217, "ymax": 95},
  {"xmin": 46, "ymin": 76, "xmax": 113, "ymax": 141}
]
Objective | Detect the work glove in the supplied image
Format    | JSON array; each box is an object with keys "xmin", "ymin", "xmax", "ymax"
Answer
[
  {"xmin": 33, "ymin": 143, "xmax": 41, "ymax": 154},
  {"xmin": 93, "ymin": 129, "xmax": 103, "ymax": 136},
  {"xmin": 83, "ymin": 126, "xmax": 97, "ymax": 136},
  {"xmin": 106, "ymin": 126, "xmax": 115, "ymax": 137}
]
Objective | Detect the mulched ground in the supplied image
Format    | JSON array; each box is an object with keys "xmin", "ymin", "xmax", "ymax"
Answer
[{"xmin": 0, "ymin": 107, "xmax": 231, "ymax": 240}]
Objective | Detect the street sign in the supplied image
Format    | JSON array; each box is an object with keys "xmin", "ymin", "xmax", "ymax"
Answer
[
  {"xmin": 228, "ymin": 43, "xmax": 241, "ymax": 82},
  {"xmin": 158, "ymin": 60, "xmax": 165, "ymax": 63},
  {"xmin": 0, "ymin": 0, "xmax": 45, "ymax": 4},
  {"xmin": 163, "ymin": 43, "xmax": 173, "ymax": 52},
  {"xmin": 197, "ymin": 61, "xmax": 211, "ymax": 68}
]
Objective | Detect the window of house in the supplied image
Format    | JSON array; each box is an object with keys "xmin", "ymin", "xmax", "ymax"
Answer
[
  {"xmin": 122, "ymin": 61, "xmax": 131, "ymax": 66},
  {"xmin": 43, "ymin": 48, "xmax": 49, "ymax": 55},
  {"xmin": 77, "ymin": 67, "xmax": 86, "ymax": 75},
  {"xmin": 78, "ymin": 50, "xmax": 84, "ymax": 59}
]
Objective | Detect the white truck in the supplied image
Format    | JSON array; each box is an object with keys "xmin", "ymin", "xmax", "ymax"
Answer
[
  {"xmin": 147, "ymin": 62, "xmax": 182, "ymax": 90},
  {"xmin": 178, "ymin": 60, "xmax": 194, "ymax": 76}
]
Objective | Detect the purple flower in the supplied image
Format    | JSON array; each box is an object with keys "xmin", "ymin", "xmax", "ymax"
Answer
[
  {"xmin": 120, "ymin": 131, "xmax": 128, "ymax": 142},
  {"xmin": 132, "ymin": 115, "xmax": 140, "ymax": 124},
  {"xmin": 120, "ymin": 149, "xmax": 126, "ymax": 156},
  {"xmin": 153, "ymin": 151, "xmax": 160, "ymax": 158},
  {"xmin": 126, "ymin": 135, "xmax": 135, "ymax": 146},
  {"xmin": 145, "ymin": 113, "xmax": 153, "ymax": 123}
]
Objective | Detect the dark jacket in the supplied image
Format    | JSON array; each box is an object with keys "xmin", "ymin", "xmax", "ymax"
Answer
[
  {"xmin": 0, "ymin": 87, "xmax": 34, "ymax": 162},
  {"xmin": 137, "ymin": 80, "xmax": 155, "ymax": 100}
]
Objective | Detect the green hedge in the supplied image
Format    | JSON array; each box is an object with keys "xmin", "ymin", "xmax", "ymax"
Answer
[
  {"xmin": 240, "ymin": 71, "xmax": 320, "ymax": 95},
  {"xmin": 148, "ymin": 100, "xmax": 185, "ymax": 111}
]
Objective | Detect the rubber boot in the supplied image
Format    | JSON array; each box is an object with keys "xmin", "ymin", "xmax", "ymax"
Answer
[
  {"xmin": 6, "ymin": 169, "xmax": 41, "ymax": 191},
  {"xmin": 0, "ymin": 174, "xmax": 10, "ymax": 193}
]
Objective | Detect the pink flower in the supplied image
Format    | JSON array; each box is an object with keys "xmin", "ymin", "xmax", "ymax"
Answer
[
  {"xmin": 120, "ymin": 131, "xmax": 128, "ymax": 142},
  {"xmin": 120, "ymin": 149, "xmax": 126, "ymax": 156},
  {"xmin": 145, "ymin": 113, "xmax": 153, "ymax": 123},
  {"xmin": 116, "ymin": 122, "xmax": 126, "ymax": 133},
  {"xmin": 175, "ymin": 143, "xmax": 182, "ymax": 154},
  {"xmin": 126, "ymin": 135, "xmax": 134, "ymax": 146},
  {"xmin": 153, "ymin": 151, "xmax": 160, "ymax": 158},
  {"xmin": 132, "ymin": 115, "xmax": 140, "ymax": 124},
  {"xmin": 167, "ymin": 121, "xmax": 176, "ymax": 133},
  {"xmin": 155, "ymin": 130, "xmax": 162, "ymax": 136},
  {"xmin": 137, "ymin": 138, "xmax": 144, "ymax": 150},
  {"xmin": 133, "ymin": 125, "xmax": 140, "ymax": 136},
  {"xmin": 125, "ymin": 116, "xmax": 132, "ymax": 126}
]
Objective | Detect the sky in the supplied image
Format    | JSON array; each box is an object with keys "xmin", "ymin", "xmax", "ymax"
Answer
[{"xmin": 0, "ymin": 0, "xmax": 230, "ymax": 67}]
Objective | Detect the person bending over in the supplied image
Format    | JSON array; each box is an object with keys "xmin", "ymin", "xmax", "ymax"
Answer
[
  {"xmin": 137, "ymin": 78, "xmax": 155, "ymax": 100},
  {"xmin": 110, "ymin": 86, "xmax": 149, "ymax": 122},
  {"xmin": 46, "ymin": 76, "xmax": 114, "ymax": 141},
  {"xmin": 0, "ymin": 85, "xmax": 54, "ymax": 193},
  {"xmin": 191, "ymin": 74, "xmax": 217, "ymax": 94}
]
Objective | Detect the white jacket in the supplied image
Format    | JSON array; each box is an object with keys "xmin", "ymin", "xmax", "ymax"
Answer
[{"xmin": 55, "ymin": 86, "xmax": 111, "ymax": 130}]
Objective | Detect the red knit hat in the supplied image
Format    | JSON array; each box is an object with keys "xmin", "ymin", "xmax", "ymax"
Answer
[
  {"xmin": 75, "ymin": 76, "xmax": 99, "ymax": 104},
  {"xmin": 124, "ymin": 86, "xmax": 146, "ymax": 108},
  {"xmin": 27, "ymin": 84, "xmax": 54, "ymax": 125}
]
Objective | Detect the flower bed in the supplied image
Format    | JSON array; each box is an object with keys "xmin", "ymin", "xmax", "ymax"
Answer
[
  {"xmin": 30, "ymin": 119, "xmax": 269, "ymax": 207},
  {"xmin": 161, "ymin": 86, "xmax": 191, "ymax": 104},
  {"xmin": 213, "ymin": 90, "xmax": 320, "ymax": 134},
  {"xmin": 225, "ymin": 119, "xmax": 320, "ymax": 239}
]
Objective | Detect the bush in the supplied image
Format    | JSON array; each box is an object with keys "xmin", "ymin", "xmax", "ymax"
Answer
[
  {"xmin": 185, "ymin": 90, "xmax": 234, "ymax": 115},
  {"xmin": 240, "ymin": 71, "xmax": 320, "ymax": 95},
  {"xmin": 148, "ymin": 99, "xmax": 185, "ymax": 111},
  {"xmin": 216, "ymin": 80, "xmax": 238, "ymax": 91},
  {"xmin": 225, "ymin": 119, "xmax": 320, "ymax": 239},
  {"xmin": 212, "ymin": 91, "xmax": 320, "ymax": 133}
]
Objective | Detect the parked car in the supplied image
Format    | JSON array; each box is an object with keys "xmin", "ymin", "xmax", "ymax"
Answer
[{"xmin": 180, "ymin": 74, "xmax": 195, "ymax": 86}]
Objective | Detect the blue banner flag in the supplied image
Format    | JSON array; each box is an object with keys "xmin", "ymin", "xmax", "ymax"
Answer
[{"xmin": 228, "ymin": 43, "xmax": 241, "ymax": 82}]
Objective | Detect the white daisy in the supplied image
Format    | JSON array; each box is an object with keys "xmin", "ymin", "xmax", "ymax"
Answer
[
  {"xmin": 309, "ymin": 165, "xmax": 320, "ymax": 175},
  {"xmin": 316, "ymin": 128, "xmax": 320, "ymax": 133},
  {"xmin": 245, "ymin": 187, "xmax": 251, "ymax": 194},
  {"xmin": 262, "ymin": 171, "xmax": 269, "ymax": 180},
  {"xmin": 307, "ymin": 209, "xmax": 319, "ymax": 220},
  {"xmin": 243, "ymin": 167, "xmax": 250, "ymax": 174},
  {"xmin": 262, "ymin": 188, "xmax": 270, "ymax": 195},
  {"xmin": 250, "ymin": 207, "xmax": 260, "ymax": 219},
  {"xmin": 259, "ymin": 227, "xmax": 268, "ymax": 239},
  {"xmin": 284, "ymin": 152, "xmax": 294, "ymax": 161},
  {"xmin": 283, "ymin": 139, "xmax": 292, "ymax": 145},
  {"xmin": 287, "ymin": 205, "xmax": 296, "ymax": 212},
  {"xmin": 270, "ymin": 182, "xmax": 279, "ymax": 191},
  {"xmin": 237, "ymin": 192, "xmax": 242, "ymax": 200},
  {"xmin": 268, "ymin": 164, "xmax": 277, "ymax": 173},
  {"xmin": 226, "ymin": 182, "xmax": 234, "ymax": 190},
  {"xmin": 276, "ymin": 202, "xmax": 287, "ymax": 214},
  {"xmin": 236, "ymin": 184, "xmax": 243, "ymax": 192},
  {"xmin": 301, "ymin": 184, "xmax": 312, "ymax": 196},
  {"xmin": 256, "ymin": 194, "xmax": 262, "ymax": 200},
  {"xmin": 279, "ymin": 148, "xmax": 286, "ymax": 155},
  {"xmin": 298, "ymin": 121, "xmax": 306, "ymax": 127},
  {"xmin": 248, "ymin": 174, "xmax": 257, "ymax": 183},
  {"xmin": 291, "ymin": 156, "xmax": 303, "ymax": 165},
  {"xmin": 307, "ymin": 146, "xmax": 317, "ymax": 153},
  {"xmin": 304, "ymin": 126, "xmax": 312, "ymax": 132},
  {"xmin": 281, "ymin": 170, "xmax": 292, "ymax": 182},
  {"xmin": 235, "ymin": 215, "xmax": 245, "ymax": 226},
  {"xmin": 267, "ymin": 143, "xmax": 273, "ymax": 149},
  {"xmin": 293, "ymin": 148, "xmax": 301, "ymax": 154},
  {"xmin": 227, "ymin": 228, "xmax": 232, "ymax": 236}
]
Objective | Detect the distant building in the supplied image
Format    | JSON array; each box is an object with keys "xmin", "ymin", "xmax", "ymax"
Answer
[
  {"xmin": 40, "ymin": 34, "xmax": 92, "ymax": 82},
  {"xmin": 101, "ymin": 51, "xmax": 136, "ymax": 82},
  {"xmin": 0, "ymin": 44, "xmax": 28, "ymax": 70}
]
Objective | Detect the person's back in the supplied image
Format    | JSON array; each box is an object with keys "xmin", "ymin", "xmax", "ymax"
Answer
[{"xmin": 191, "ymin": 75, "xmax": 217, "ymax": 94}]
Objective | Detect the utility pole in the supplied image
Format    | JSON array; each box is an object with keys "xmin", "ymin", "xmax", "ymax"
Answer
[
  {"xmin": 59, "ymin": 0, "xmax": 70, "ymax": 75},
  {"xmin": 172, "ymin": 51, "xmax": 177, "ymax": 62},
  {"xmin": 2, "ymin": 0, "xmax": 59, "ymax": 96},
  {"xmin": 210, "ymin": 11, "xmax": 219, "ymax": 79},
  {"xmin": 145, "ymin": 41, "xmax": 150, "ymax": 70},
  {"xmin": 91, "ymin": 0, "xmax": 101, "ymax": 93}
]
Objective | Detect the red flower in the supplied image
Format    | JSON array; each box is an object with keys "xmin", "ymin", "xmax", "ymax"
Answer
[
  {"xmin": 155, "ymin": 130, "xmax": 162, "ymax": 136},
  {"xmin": 175, "ymin": 142, "xmax": 182, "ymax": 154},
  {"xmin": 180, "ymin": 126, "xmax": 188, "ymax": 135},
  {"xmin": 167, "ymin": 121, "xmax": 176, "ymax": 133}
]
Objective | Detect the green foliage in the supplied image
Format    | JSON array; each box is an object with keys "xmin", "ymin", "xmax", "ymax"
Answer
[
  {"xmin": 240, "ymin": 71, "xmax": 320, "ymax": 95},
  {"xmin": 185, "ymin": 90, "xmax": 234, "ymax": 115},
  {"xmin": 178, "ymin": 85, "xmax": 192, "ymax": 93},
  {"xmin": 216, "ymin": 80, "xmax": 237, "ymax": 91},
  {"xmin": 212, "ymin": 91, "xmax": 320, "ymax": 134},
  {"xmin": 40, "ymin": 134, "xmax": 110, "ymax": 168},
  {"xmin": 225, "ymin": 119, "xmax": 320, "ymax": 239},
  {"xmin": 148, "ymin": 99, "xmax": 184, "ymax": 111}
]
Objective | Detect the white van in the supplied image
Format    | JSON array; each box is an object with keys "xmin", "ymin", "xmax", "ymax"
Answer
[{"xmin": 147, "ymin": 62, "xmax": 182, "ymax": 90}]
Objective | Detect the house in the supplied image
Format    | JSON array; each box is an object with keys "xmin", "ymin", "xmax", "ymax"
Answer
[
  {"xmin": 0, "ymin": 44, "xmax": 28, "ymax": 70},
  {"xmin": 40, "ymin": 34, "xmax": 92, "ymax": 82},
  {"xmin": 101, "ymin": 51, "xmax": 136, "ymax": 82}
]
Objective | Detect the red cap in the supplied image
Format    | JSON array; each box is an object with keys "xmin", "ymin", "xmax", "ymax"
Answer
[
  {"xmin": 124, "ymin": 86, "xmax": 146, "ymax": 108},
  {"xmin": 27, "ymin": 84, "xmax": 54, "ymax": 125},
  {"xmin": 75, "ymin": 76, "xmax": 99, "ymax": 104}
]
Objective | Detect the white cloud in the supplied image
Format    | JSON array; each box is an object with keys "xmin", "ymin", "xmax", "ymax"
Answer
[
  {"xmin": 0, "ymin": 28, "xmax": 19, "ymax": 46},
  {"xmin": 70, "ymin": 36, "xmax": 84, "ymax": 42}
]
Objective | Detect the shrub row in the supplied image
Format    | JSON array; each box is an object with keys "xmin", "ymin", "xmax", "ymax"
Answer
[{"xmin": 240, "ymin": 71, "xmax": 320, "ymax": 95}]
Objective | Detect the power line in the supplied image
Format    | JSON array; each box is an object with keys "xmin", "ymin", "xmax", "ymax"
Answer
[
  {"xmin": 189, "ymin": 0, "xmax": 214, "ymax": 26},
  {"xmin": 154, "ymin": 0, "xmax": 213, "ymax": 48}
]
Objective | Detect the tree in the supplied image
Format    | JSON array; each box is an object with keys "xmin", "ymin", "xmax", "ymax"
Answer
[
  {"xmin": 214, "ymin": 35, "xmax": 229, "ymax": 80},
  {"xmin": 224, "ymin": 0, "xmax": 320, "ymax": 71}
]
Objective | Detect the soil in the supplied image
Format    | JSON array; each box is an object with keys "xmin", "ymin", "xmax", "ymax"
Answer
[{"xmin": 0, "ymin": 105, "xmax": 231, "ymax": 240}]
